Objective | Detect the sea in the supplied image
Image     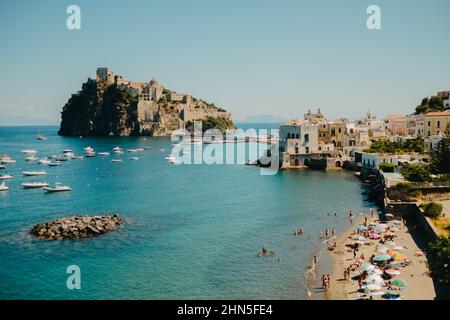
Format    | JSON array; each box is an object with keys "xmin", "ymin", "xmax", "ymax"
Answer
[{"xmin": 0, "ymin": 124, "xmax": 376, "ymax": 299}]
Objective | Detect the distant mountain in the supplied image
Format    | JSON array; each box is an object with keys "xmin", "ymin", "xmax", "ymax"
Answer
[{"xmin": 241, "ymin": 114, "xmax": 288, "ymax": 123}]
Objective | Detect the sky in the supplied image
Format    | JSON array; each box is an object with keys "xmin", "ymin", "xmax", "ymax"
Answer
[{"xmin": 0, "ymin": 0, "xmax": 449, "ymax": 125}]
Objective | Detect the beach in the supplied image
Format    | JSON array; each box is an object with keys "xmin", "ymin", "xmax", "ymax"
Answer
[{"xmin": 325, "ymin": 214, "xmax": 436, "ymax": 300}]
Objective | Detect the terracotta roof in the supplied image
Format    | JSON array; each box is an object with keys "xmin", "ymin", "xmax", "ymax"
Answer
[{"xmin": 425, "ymin": 109, "xmax": 450, "ymax": 116}]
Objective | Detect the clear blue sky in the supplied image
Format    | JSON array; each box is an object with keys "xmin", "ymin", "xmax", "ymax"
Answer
[{"xmin": 0, "ymin": 0, "xmax": 449, "ymax": 125}]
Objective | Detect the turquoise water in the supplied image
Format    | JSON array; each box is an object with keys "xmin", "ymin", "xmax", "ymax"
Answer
[{"xmin": 0, "ymin": 125, "xmax": 375, "ymax": 299}]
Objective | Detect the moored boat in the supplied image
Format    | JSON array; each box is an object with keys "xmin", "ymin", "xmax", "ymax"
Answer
[
  {"xmin": 44, "ymin": 184, "xmax": 71, "ymax": 193},
  {"xmin": 25, "ymin": 156, "xmax": 39, "ymax": 162},
  {"xmin": 0, "ymin": 174, "xmax": 13, "ymax": 180},
  {"xmin": 21, "ymin": 150, "xmax": 38, "ymax": 155},
  {"xmin": 22, "ymin": 171, "xmax": 47, "ymax": 176},
  {"xmin": 98, "ymin": 152, "xmax": 110, "ymax": 156},
  {"xmin": 22, "ymin": 182, "xmax": 49, "ymax": 189},
  {"xmin": 0, "ymin": 183, "xmax": 9, "ymax": 191}
]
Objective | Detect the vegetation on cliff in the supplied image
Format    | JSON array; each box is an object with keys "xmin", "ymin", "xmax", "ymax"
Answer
[
  {"xmin": 364, "ymin": 137, "xmax": 424, "ymax": 154},
  {"xmin": 185, "ymin": 116, "xmax": 236, "ymax": 133},
  {"xmin": 59, "ymin": 79, "xmax": 139, "ymax": 136},
  {"xmin": 415, "ymin": 96, "xmax": 448, "ymax": 115}
]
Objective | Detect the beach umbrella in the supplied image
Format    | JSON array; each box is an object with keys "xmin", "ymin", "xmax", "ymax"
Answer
[
  {"xmin": 393, "ymin": 246, "xmax": 404, "ymax": 251},
  {"xmin": 385, "ymin": 241, "xmax": 396, "ymax": 247},
  {"xmin": 367, "ymin": 274, "xmax": 384, "ymax": 283},
  {"xmin": 391, "ymin": 227, "xmax": 400, "ymax": 232},
  {"xmin": 385, "ymin": 269, "xmax": 401, "ymax": 276},
  {"xmin": 356, "ymin": 225, "xmax": 368, "ymax": 231},
  {"xmin": 387, "ymin": 250, "xmax": 401, "ymax": 256},
  {"xmin": 373, "ymin": 253, "xmax": 392, "ymax": 262},
  {"xmin": 393, "ymin": 254, "xmax": 407, "ymax": 261},
  {"xmin": 391, "ymin": 279, "xmax": 407, "ymax": 288},
  {"xmin": 365, "ymin": 284, "xmax": 381, "ymax": 291},
  {"xmin": 360, "ymin": 263, "xmax": 375, "ymax": 272},
  {"xmin": 377, "ymin": 246, "xmax": 388, "ymax": 253},
  {"xmin": 385, "ymin": 213, "xmax": 394, "ymax": 218},
  {"xmin": 368, "ymin": 233, "xmax": 380, "ymax": 239}
]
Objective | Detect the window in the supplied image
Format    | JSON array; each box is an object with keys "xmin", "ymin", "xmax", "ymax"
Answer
[
  {"xmin": 305, "ymin": 147, "xmax": 309, "ymax": 154},
  {"xmin": 296, "ymin": 134, "xmax": 299, "ymax": 139},
  {"xmin": 304, "ymin": 134, "xmax": 309, "ymax": 142},
  {"xmin": 437, "ymin": 121, "xmax": 440, "ymax": 128}
]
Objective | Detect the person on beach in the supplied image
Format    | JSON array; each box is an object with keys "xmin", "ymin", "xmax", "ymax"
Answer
[
  {"xmin": 364, "ymin": 216, "xmax": 368, "ymax": 226},
  {"xmin": 327, "ymin": 274, "xmax": 331, "ymax": 288},
  {"xmin": 313, "ymin": 255, "xmax": 317, "ymax": 266},
  {"xmin": 319, "ymin": 230, "xmax": 323, "ymax": 239},
  {"xmin": 370, "ymin": 208, "xmax": 374, "ymax": 218},
  {"xmin": 332, "ymin": 228, "xmax": 336, "ymax": 237},
  {"xmin": 299, "ymin": 227, "xmax": 304, "ymax": 235},
  {"xmin": 325, "ymin": 228, "xmax": 329, "ymax": 239},
  {"xmin": 334, "ymin": 212, "xmax": 338, "ymax": 217}
]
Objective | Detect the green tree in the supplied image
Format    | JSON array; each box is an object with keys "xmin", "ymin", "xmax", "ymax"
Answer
[
  {"xmin": 431, "ymin": 125, "xmax": 450, "ymax": 174},
  {"xmin": 428, "ymin": 236, "xmax": 450, "ymax": 285},
  {"xmin": 401, "ymin": 163, "xmax": 432, "ymax": 182},
  {"xmin": 420, "ymin": 202, "xmax": 443, "ymax": 219},
  {"xmin": 415, "ymin": 96, "xmax": 445, "ymax": 114}
]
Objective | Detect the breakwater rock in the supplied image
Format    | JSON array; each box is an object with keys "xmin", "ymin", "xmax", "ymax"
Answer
[{"xmin": 30, "ymin": 215, "xmax": 122, "ymax": 240}]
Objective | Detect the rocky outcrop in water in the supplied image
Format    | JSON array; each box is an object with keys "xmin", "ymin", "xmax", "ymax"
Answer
[{"xmin": 30, "ymin": 215, "xmax": 122, "ymax": 240}]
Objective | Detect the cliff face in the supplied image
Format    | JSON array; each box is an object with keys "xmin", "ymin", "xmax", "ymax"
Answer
[
  {"xmin": 58, "ymin": 78, "xmax": 234, "ymax": 137},
  {"xmin": 59, "ymin": 79, "xmax": 139, "ymax": 136}
]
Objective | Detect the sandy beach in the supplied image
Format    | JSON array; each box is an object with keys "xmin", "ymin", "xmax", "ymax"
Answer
[{"xmin": 324, "ymin": 214, "xmax": 436, "ymax": 300}]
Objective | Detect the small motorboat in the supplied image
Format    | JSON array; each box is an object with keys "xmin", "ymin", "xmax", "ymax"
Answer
[
  {"xmin": 38, "ymin": 158, "xmax": 51, "ymax": 165},
  {"xmin": 49, "ymin": 161, "xmax": 62, "ymax": 167},
  {"xmin": 0, "ymin": 183, "xmax": 9, "ymax": 191},
  {"xmin": 165, "ymin": 155, "xmax": 176, "ymax": 161},
  {"xmin": 22, "ymin": 171, "xmax": 47, "ymax": 176},
  {"xmin": 129, "ymin": 156, "xmax": 139, "ymax": 161},
  {"xmin": 113, "ymin": 150, "xmax": 124, "ymax": 154},
  {"xmin": 62, "ymin": 149, "xmax": 74, "ymax": 154},
  {"xmin": 0, "ymin": 174, "xmax": 13, "ymax": 180},
  {"xmin": 21, "ymin": 150, "xmax": 38, "ymax": 155},
  {"xmin": 83, "ymin": 146, "xmax": 94, "ymax": 153},
  {"xmin": 55, "ymin": 156, "xmax": 69, "ymax": 161},
  {"xmin": 44, "ymin": 184, "xmax": 71, "ymax": 193},
  {"xmin": 22, "ymin": 182, "xmax": 49, "ymax": 189},
  {"xmin": 85, "ymin": 152, "xmax": 96, "ymax": 157},
  {"xmin": 127, "ymin": 149, "xmax": 138, "ymax": 153},
  {"xmin": 37, "ymin": 135, "xmax": 47, "ymax": 141},
  {"xmin": 98, "ymin": 152, "xmax": 110, "ymax": 156},
  {"xmin": 25, "ymin": 156, "xmax": 39, "ymax": 162},
  {"xmin": 112, "ymin": 146, "xmax": 122, "ymax": 152},
  {"xmin": 136, "ymin": 148, "xmax": 144, "ymax": 152},
  {"xmin": 1, "ymin": 156, "xmax": 16, "ymax": 164},
  {"xmin": 111, "ymin": 159, "xmax": 123, "ymax": 163},
  {"xmin": 0, "ymin": 165, "xmax": 5, "ymax": 170}
]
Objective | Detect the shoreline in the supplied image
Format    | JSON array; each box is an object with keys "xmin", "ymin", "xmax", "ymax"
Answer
[{"xmin": 323, "ymin": 214, "xmax": 437, "ymax": 300}]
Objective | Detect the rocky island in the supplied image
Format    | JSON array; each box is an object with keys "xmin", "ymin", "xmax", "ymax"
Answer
[
  {"xmin": 58, "ymin": 67, "xmax": 235, "ymax": 136},
  {"xmin": 30, "ymin": 215, "xmax": 122, "ymax": 240}
]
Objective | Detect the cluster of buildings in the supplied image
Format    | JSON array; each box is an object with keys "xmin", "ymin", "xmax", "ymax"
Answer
[
  {"xmin": 278, "ymin": 92, "xmax": 450, "ymax": 171},
  {"xmin": 95, "ymin": 68, "xmax": 230, "ymax": 132}
]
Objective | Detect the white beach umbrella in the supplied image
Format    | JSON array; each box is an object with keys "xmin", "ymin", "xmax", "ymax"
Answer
[{"xmin": 365, "ymin": 284, "xmax": 381, "ymax": 291}]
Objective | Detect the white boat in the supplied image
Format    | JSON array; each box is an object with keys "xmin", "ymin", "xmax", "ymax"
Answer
[
  {"xmin": 129, "ymin": 156, "xmax": 139, "ymax": 160},
  {"xmin": 83, "ymin": 146, "xmax": 94, "ymax": 152},
  {"xmin": 0, "ymin": 183, "xmax": 9, "ymax": 191},
  {"xmin": 112, "ymin": 146, "xmax": 122, "ymax": 152},
  {"xmin": 37, "ymin": 135, "xmax": 47, "ymax": 141},
  {"xmin": 25, "ymin": 156, "xmax": 39, "ymax": 162},
  {"xmin": 63, "ymin": 149, "xmax": 74, "ymax": 154},
  {"xmin": 0, "ymin": 174, "xmax": 13, "ymax": 180},
  {"xmin": 21, "ymin": 150, "xmax": 38, "ymax": 155},
  {"xmin": 22, "ymin": 171, "xmax": 47, "ymax": 176},
  {"xmin": 49, "ymin": 161, "xmax": 62, "ymax": 166},
  {"xmin": 165, "ymin": 155, "xmax": 176, "ymax": 161},
  {"xmin": 113, "ymin": 150, "xmax": 124, "ymax": 154},
  {"xmin": 136, "ymin": 148, "xmax": 144, "ymax": 152},
  {"xmin": 1, "ymin": 156, "xmax": 16, "ymax": 164},
  {"xmin": 38, "ymin": 158, "xmax": 51, "ymax": 165},
  {"xmin": 127, "ymin": 149, "xmax": 138, "ymax": 153},
  {"xmin": 22, "ymin": 182, "xmax": 49, "ymax": 189},
  {"xmin": 44, "ymin": 184, "xmax": 71, "ymax": 193},
  {"xmin": 85, "ymin": 152, "xmax": 96, "ymax": 157},
  {"xmin": 111, "ymin": 159, "xmax": 123, "ymax": 163},
  {"xmin": 98, "ymin": 152, "xmax": 110, "ymax": 156}
]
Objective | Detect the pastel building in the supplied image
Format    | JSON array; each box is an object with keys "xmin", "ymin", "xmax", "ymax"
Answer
[{"xmin": 424, "ymin": 109, "xmax": 450, "ymax": 136}]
